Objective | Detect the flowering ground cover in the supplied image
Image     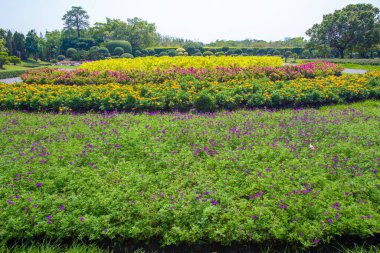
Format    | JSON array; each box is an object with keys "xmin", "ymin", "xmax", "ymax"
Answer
[
  {"xmin": 0, "ymin": 100, "xmax": 379, "ymax": 248},
  {"xmin": 21, "ymin": 62, "xmax": 343, "ymax": 85},
  {"xmin": 1, "ymin": 72, "xmax": 379, "ymax": 112},
  {"xmin": 79, "ymin": 56, "xmax": 284, "ymax": 72}
]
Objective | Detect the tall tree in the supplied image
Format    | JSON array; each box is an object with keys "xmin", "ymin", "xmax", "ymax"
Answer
[
  {"xmin": 6, "ymin": 30, "xmax": 13, "ymax": 54},
  {"xmin": 44, "ymin": 30, "xmax": 62, "ymax": 60},
  {"xmin": 12, "ymin": 32, "xmax": 27, "ymax": 60},
  {"xmin": 0, "ymin": 38, "xmax": 7, "ymax": 52},
  {"xmin": 306, "ymin": 4, "xmax": 380, "ymax": 58},
  {"xmin": 26, "ymin": 30, "xmax": 39, "ymax": 61},
  {"xmin": 62, "ymin": 6, "xmax": 90, "ymax": 38},
  {"xmin": 126, "ymin": 17, "xmax": 157, "ymax": 50}
]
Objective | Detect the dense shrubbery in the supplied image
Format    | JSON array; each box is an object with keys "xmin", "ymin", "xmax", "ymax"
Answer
[
  {"xmin": 104, "ymin": 40, "xmax": 132, "ymax": 54},
  {"xmin": 2, "ymin": 72, "xmax": 379, "ymax": 112},
  {"xmin": 0, "ymin": 70, "xmax": 27, "ymax": 79},
  {"xmin": 0, "ymin": 101, "xmax": 379, "ymax": 247},
  {"xmin": 21, "ymin": 62, "xmax": 343, "ymax": 85}
]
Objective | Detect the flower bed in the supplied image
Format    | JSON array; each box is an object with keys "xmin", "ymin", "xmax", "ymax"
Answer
[
  {"xmin": 79, "ymin": 56, "xmax": 284, "ymax": 72},
  {"xmin": 1, "ymin": 101, "xmax": 379, "ymax": 247},
  {"xmin": 2, "ymin": 72, "xmax": 379, "ymax": 112},
  {"xmin": 21, "ymin": 62, "xmax": 343, "ymax": 85}
]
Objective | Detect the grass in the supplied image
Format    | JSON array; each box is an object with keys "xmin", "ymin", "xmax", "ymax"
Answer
[
  {"xmin": 1, "ymin": 100, "xmax": 379, "ymax": 248},
  {"xmin": 1, "ymin": 240, "xmax": 379, "ymax": 252},
  {"xmin": 339, "ymin": 64, "xmax": 380, "ymax": 71}
]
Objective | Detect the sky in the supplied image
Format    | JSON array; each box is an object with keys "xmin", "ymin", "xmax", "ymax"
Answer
[{"xmin": 1, "ymin": 0, "xmax": 379, "ymax": 43}]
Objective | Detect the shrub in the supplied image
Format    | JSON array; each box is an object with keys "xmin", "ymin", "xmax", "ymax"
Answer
[
  {"xmin": 167, "ymin": 49, "xmax": 177, "ymax": 57},
  {"xmin": 194, "ymin": 92, "xmax": 216, "ymax": 112},
  {"xmin": 159, "ymin": 51, "xmax": 169, "ymax": 57},
  {"xmin": 193, "ymin": 52, "xmax": 203, "ymax": 56},
  {"xmin": 215, "ymin": 52, "xmax": 226, "ymax": 56},
  {"xmin": 66, "ymin": 48, "xmax": 78, "ymax": 59},
  {"xmin": 113, "ymin": 47, "xmax": 124, "ymax": 56},
  {"xmin": 134, "ymin": 50, "xmax": 142, "ymax": 57},
  {"xmin": 284, "ymin": 51, "xmax": 292, "ymax": 62},
  {"xmin": 234, "ymin": 48, "xmax": 243, "ymax": 55},
  {"xmin": 203, "ymin": 51, "xmax": 214, "ymax": 56},
  {"xmin": 9, "ymin": 56, "xmax": 21, "ymax": 65},
  {"xmin": 0, "ymin": 70, "xmax": 26, "ymax": 79},
  {"xmin": 104, "ymin": 40, "xmax": 132, "ymax": 54},
  {"xmin": 57, "ymin": 55, "xmax": 66, "ymax": 61},
  {"xmin": 120, "ymin": 53, "xmax": 134, "ymax": 58},
  {"xmin": 98, "ymin": 47, "xmax": 110, "ymax": 59}
]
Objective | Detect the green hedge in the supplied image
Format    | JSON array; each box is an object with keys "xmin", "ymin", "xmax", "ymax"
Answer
[
  {"xmin": 0, "ymin": 70, "xmax": 26, "ymax": 79},
  {"xmin": 303, "ymin": 58, "xmax": 380, "ymax": 65}
]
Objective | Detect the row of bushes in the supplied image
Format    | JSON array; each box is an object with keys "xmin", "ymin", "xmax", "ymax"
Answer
[
  {"xmin": 1, "ymin": 72, "xmax": 379, "ymax": 112},
  {"xmin": 0, "ymin": 70, "xmax": 27, "ymax": 79},
  {"xmin": 21, "ymin": 62, "xmax": 343, "ymax": 85},
  {"xmin": 303, "ymin": 58, "xmax": 380, "ymax": 66}
]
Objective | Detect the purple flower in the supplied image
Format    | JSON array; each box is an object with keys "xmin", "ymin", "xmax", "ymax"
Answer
[
  {"xmin": 252, "ymin": 215, "xmax": 258, "ymax": 219},
  {"xmin": 313, "ymin": 239, "xmax": 320, "ymax": 245},
  {"xmin": 36, "ymin": 182, "xmax": 42, "ymax": 188},
  {"xmin": 59, "ymin": 205, "xmax": 65, "ymax": 211},
  {"xmin": 328, "ymin": 219, "xmax": 333, "ymax": 224},
  {"xmin": 80, "ymin": 216, "xmax": 85, "ymax": 223},
  {"xmin": 193, "ymin": 149, "xmax": 200, "ymax": 156},
  {"xmin": 114, "ymin": 144, "xmax": 120, "ymax": 148},
  {"xmin": 211, "ymin": 200, "xmax": 218, "ymax": 206},
  {"xmin": 366, "ymin": 214, "xmax": 371, "ymax": 219},
  {"xmin": 46, "ymin": 215, "xmax": 52, "ymax": 220}
]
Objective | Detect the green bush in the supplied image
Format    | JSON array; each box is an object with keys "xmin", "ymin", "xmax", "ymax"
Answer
[
  {"xmin": 193, "ymin": 52, "xmax": 203, "ymax": 56},
  {"xmin": 215, "ymin": 52, "xmax": 226, "ymax": 56},
  {"xmin": 0, "ymin": 52, "xmax": 10, "ymax": 69},
  {"xmin": 104, "ymin": 40, "xmax": 132, "ymax": 54},
  {"xmin": 98, "ymin": 47, "xmax": 110, "ymax": 59},
  {"xmin": 9, "ymin": 56, "xmax": 21, "ymax": 65},
  {"xmin": 159, "ymin": 51, "xmax": 169, "ymax": 57},
  {"xmin": 203, "ymin": 51, "xmax": 214, "ymax": 56},
  {"xmin": 57, "ymin": 55, "xmax": 65, "ymax": 61},
  {"xmin": 65, "ymin": 48, "xmax": 78, "ymax": 59},
  {"xmin": 120, "ymin": 53, "xmax": 134, "ymax": 58},
  {"xmin": 113, "ymin": 47, "xmax": 124, "ymax": 56},
  {"xmin": 167, "ymin": 49, "xmax": 177, "ymax": 57},
  {"xmin": 0, "ymin": 70, "xmax": 26, "ymax": 79},
  {"xmin": 194, "ymin": 92, "xmax": 216, "ymax": 112}
]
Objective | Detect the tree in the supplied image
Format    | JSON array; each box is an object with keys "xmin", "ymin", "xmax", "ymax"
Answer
[
  {"xmin": 0, "ymin": 52, "xmax": 9, "ymax": 69},
  {"xmin": 125, "ymin": 17, "xmax": 157, "ymax": 50},
  {"xmin": 306, "ymin": 4, "xmax": 380, "ymax": 58},
  {"xmin": 62, "ymin": 6, "xmax": 90, "ymax": 38},
  {"xmin": 5, "ymin": 30, "xmax": 13, "ymax": 54},
  {"xmin": 26, "ymin": 30, "xmax": 40, "ymax": 61},
  {"xmin": 9, "ymin": 56, "xmax": 21, "ymax": 65},
  {"xmin": 45, "ymin": 30, "xmax": 62, "ymax": 60},
  {"xmin": 12, "ymin": 32, "xmax": 27, "ymax": 60}
]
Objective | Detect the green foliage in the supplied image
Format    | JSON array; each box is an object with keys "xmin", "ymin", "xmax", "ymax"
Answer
[
  {"xmin": 113, "ymin": 47, "xmax": 124, "ymax": 56},
  {"xmin": 65, "ymin": 48, "xmax": 78, "ymax": 58},
  {"xmin": 57, "ymin": 55, "xmax": 65, "ymax": 61},
  {"xmin": 120, "ymin": 53, "xmax": 134, "ymax": 58},
  {"xmin": 159, "ymin": 51, "xmax": 169, "ymax": 57},
  {"xmin": 0, "ymin": 70, "xmax": 26, "ymax": 79},
  {"xmin": 0, "ymin": 52, "xmax": 9, "ymax": 68},
  {"xmin": 306, "ymin": 4, "xmax": 380, "ymax": 58},
  {"xmin": 104, "ymin": 40, "xmax": 132, "ymax": 54},
  {"xmin": 9, "ymin": 56, "xmax": 21, "ymax": 65},
  {"xmin": 193, "ymin": 52, "xmax": 203, "ymax": 56},
  {"xmin": 167, "ymin": 49, "xmax": 177, "ymax": 57},
  {"xmin": 97, "ymin": 47, "xmax": 110, "ymax": 58},
  {"xmin": 0, "ymin": 101, "xmax": 379, "ymax": 247},
  {"xmin": 203, "ymin": 51, "xmax": 214, "ymax": 56},
  {"xmin": 62, "ymin": 6, "xmax": 90, "ymax": 38},
  {"xmin": 25, "ymin": 30, "xmax": 39, "ymax": 61}
]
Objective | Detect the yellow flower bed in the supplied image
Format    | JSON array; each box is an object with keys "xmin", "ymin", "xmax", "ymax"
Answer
[
  {"xmin": 1, "ymin": 72, "xmax": 378, "ymax": 112},
  {"xmin": 80, "ymin": 56, "xmax": 284, "ymax": 72}
]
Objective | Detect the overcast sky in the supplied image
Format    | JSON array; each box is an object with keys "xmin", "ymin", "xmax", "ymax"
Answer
[{"xmin": 1, "ymin": 0, "xmax": 379, "ymax": 43}]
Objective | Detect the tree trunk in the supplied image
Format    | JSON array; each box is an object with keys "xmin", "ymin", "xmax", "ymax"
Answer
[
  {"xmin": 339, "ymin": 49, "xmax": 345, "ymax": 59},
  {"xmin": 77, "ymin": 25, "xmax": 80, "ymax": 38}
]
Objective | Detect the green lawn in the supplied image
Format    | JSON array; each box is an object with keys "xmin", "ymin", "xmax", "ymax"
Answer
[{"xmin": 339, "ymin": 64, "xmax": 380, "ymax": 71}]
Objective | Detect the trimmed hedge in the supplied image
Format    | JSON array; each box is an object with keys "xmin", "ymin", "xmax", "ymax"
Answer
[{"xmin": 0, "ymin": 70, "xmax": 26, "ymax": 80}]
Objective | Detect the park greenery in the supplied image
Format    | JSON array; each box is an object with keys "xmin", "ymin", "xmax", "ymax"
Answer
[
  {"xmin": 0, "ymin": 3, "xmax": 380, "ymax": 253},
  {"xmin": 0, "ymin": 3, "xmax": 379, "ymax": 66}
]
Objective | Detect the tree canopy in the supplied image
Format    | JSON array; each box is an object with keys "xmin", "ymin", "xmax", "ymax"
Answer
[
  {"xmin": 306, "ymin": 3, "xmax": 380, "ymax": 58},
  {"xmin": 62, "ymin": 6, "xmax": 90, "ymax": 38}
]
